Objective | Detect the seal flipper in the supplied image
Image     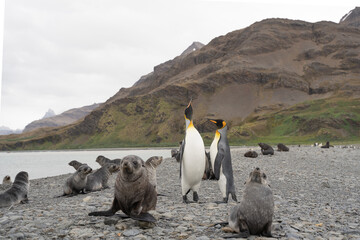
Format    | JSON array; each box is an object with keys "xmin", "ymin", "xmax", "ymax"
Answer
[
  {"xmin": 130, "ymin": 212, "xmax": 156, "ymax": 223},
  {"xmin": 88, "ymin": 197, "xmax": 120, "ymax": 216},
  {"xmin": 214, "ymin": 153, "xmax": 224, "ymax": 180}
]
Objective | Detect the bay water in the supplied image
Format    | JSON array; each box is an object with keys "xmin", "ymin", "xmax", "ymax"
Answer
[{"xmin": 0, "ymin": 148, "xmax": 171, "ymax": 180}]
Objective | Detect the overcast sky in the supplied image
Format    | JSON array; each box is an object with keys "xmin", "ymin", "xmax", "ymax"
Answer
[{"xmin": 0, "ymin": 0, "xmax": 358, "ymax": 130}]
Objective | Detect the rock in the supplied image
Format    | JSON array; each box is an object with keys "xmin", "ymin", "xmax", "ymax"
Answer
[
  {"xmin": 104, "ymin": 217, "xmax": 119, "ymax": 225},
  {"xmin": 123, "ymin": 229, "xmax": 140, "ymax": 237}
]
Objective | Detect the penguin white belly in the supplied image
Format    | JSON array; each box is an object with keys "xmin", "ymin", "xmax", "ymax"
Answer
[
  {"xmin": 182, "ymin": 127, "xmax": 205, "ymax": 191},
  {"xmin": 210, "ymin": 132, "xmax": 227, "ymax": 198},
  {"xmin": 210, "ymin": 137, "xmax": 218, "ymax": 170}
]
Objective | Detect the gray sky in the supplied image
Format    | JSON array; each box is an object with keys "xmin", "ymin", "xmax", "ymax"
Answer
[{"xmin": 0, "ymin": 0, "xmax": 358, "ymax": 130}]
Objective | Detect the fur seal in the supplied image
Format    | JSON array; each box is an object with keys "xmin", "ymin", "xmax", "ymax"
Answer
[
  {"xmin": 86, "ymin": 163, "xmax": 119, "ymax": 192},
  {"xmin": 96, "ymin": 155, "xmax": 121, "ymax": 167},
  {"xmin": 226, "ymin": 167, "xmax": 274, "ymax": 238},
  {"xmin": 89, "ymin": 155, "xmax": 157, "ymax": 222},
  {"xmin": 321, "ymin": 141, "xmax": 334, "ymax": 148},
  {"xmin": 68, "ymin": 160, "xmax": 84, "ymax": 170},
  {"xmin": 277, "ymin": 143, "xmax": 289, "ymax": 152},
  {"xmin": 144, "ymin": 156, "xmax": 163, "ymax": 189},
  {"xmin": 244, "ymin": 151, "xmax": 258, "ymax": 158},
  {"xmin": 0, "ymin": 171, "xmax": 29, "ymax": 208},
  {"xmin": 63, "ymin": 164, "xmax": 92, "ymax": 196},
  {"xmin": 258, "ymin": 143, "xmax": 274, "ymax": 155},
  {"xmin": 203, "ymin": 151, "xmax": 216, "ymax": 180},
  {"xmin": 2, "ymin": 175, "xmax": 12, "ymax": 185}
]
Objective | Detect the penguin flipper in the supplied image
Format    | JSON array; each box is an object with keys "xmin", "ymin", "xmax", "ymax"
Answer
[
  {"xmin": 214, "ymin": 153, "xmax": 224, "ymax": 180},
  {"xmin": 179, "ymin": 139, "xmax": 185, "ymax": 178}
]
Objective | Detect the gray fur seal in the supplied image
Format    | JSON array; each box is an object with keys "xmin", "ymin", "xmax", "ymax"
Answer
[
  {"xmin": 144, "ymin": 156, "xmax": 163, "ymax": 189},
  {"xmin": 209, "ymin": 119, "xmax": 237, "ymax": 203},
  {"xmin": 277, "ymin": 143, "xmax": 289, "ymax": 152},
  {"xmin": 96, "ymin": 155, "xmax": 121, "ymax": 167},
  {"xmin": 89, "ymin": 155, "xmax": 157, "ymax": 222},
  {"xmin": 0, "ymin": 171, "xmax": 29, "ymax": 208},
  {"xmin": 244, "ymin": 151, "xmax": 258, "ymax": 158},
  {"xmin": 85, "ymin": 163, "xmax": 119, "ymax": 192},
  {"xmin": 68, "ymin": 160, "xmax": 84, "ymax": 170},
  {"xmin": 226, "ymin": 167, "xmax": 274, "ymax": 238},
  {"xmin": 258, "ymin": 143, "xmax": 274, "ymax": 155},
  {"xmin": 321, "ymin": 141, "xmax": 334, "ymax": 148},
  {"xmin": 63, "ymin": 164, "xmax": 92, "ymax": 196},
  {"xmin": 2, "ymin": 175, "xmax": 12, "ymax": 185}
]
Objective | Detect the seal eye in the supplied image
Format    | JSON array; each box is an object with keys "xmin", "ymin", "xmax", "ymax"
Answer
[{"xmin": 133, "ymin": 161, "xmax": 138, "ymax": 167}]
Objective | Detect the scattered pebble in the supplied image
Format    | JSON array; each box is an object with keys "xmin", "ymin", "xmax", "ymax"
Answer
[{"xmin": 0, "ymin": 146, "xmax": 359, "ymax": 239}]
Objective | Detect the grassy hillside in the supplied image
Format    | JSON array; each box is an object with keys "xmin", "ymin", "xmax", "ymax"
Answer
[{"xmin": 2, "ymin": 96, "xmax": 359, "ymax": 150}]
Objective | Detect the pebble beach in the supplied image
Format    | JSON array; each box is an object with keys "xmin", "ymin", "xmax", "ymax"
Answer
[{"xmin": 0, "ymin": 146, "xmax": 359, "ymax": 240}]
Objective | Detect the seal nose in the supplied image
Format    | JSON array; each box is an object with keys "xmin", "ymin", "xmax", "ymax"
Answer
[{"xmin": 256, "ymin": 167, "xmax": 260, "ymax": 171}]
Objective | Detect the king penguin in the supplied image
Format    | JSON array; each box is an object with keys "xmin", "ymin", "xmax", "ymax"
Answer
[
  {"xmin": 209, "ymin": 119, "xmax": 237, "ymax": 203},
  {"xmin": 179, "ymin": 101, "xmax": 206, "ymax": 203}
]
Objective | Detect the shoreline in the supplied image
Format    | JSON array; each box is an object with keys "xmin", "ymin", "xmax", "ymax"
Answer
[{"xmin": 1, "ymin": 147, "xmax": 359, "ymax": 239}]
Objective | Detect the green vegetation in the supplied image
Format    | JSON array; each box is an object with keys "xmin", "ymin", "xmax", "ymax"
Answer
[{"xmin": 1, "ymin": 96, "xmax": 359, "ymax": 151}]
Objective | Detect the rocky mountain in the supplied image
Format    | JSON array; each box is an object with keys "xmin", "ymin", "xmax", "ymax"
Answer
[
  {"xmin": 1, "ymin": 13, "xmax": 360, "ymax": 150},
  {"xmin": 0, "ymin": 126, "xmax": 22, "ymax": 135},
  {"xmin": 22, "ymin": 103, "xmax": 101, "ymax": 133},
  {"xmin": 340, "ymin": 7, "xmax": 360, "ymax": 27},
  {"xmin": 42, "ymin": 109, "xmax": 56, "ymax": 119}
]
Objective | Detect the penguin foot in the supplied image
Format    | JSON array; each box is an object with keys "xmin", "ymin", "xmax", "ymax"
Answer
[
  {"xmin": 193, "ymin": 192, "xmax": 199, "ymax": 202},
  {"xmin": 183, "ymin": 195, "xmax": 190, "ymax": 204},
  {"xmin": 214, "ymin": 197, "xmax": 228, "ymax": 204}
]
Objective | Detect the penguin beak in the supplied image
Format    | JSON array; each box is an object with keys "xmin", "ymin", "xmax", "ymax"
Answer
[{"xmin": 209, "ymin": 119, "xmax": 217, "ymax": 124}]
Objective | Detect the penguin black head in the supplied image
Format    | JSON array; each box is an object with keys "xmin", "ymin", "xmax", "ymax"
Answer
[
  {"xmin": 184, "ymin": 101, "xmax": 193, "ymax": 121},
  {"xmin": 209, "ymin": 119, "xmax": 226, "ymax": 129}
]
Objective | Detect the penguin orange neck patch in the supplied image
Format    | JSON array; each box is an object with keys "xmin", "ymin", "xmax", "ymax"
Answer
[{"xmin": 187, "ymin": 120, "xmax": 194, "ymax": 129}]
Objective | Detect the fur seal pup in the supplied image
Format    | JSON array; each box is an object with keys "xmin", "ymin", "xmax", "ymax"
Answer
[
  {"xmin": 96, "ymin": 155, "xmax": 121, "ymax": 167},
  {"xmin": 321, "ymin": 141, "xmax": 334, "ymax": 148},
  {"xmin": 63, "ymin": 164, "xmax": 92, "ymax": 196},
  {"xmin": 171, "ymin": 141, "xmax": 183, "ymax": 162},
  {"xmin": 277, "ymin": 143, "xmax": 289, "ymax": 152},
  {"xmin": 68, "ymin": 160, "xmax": 85, "ymax": 170},
  {"xmin": 85, "ymin": 163, "xmax": 119, "ymax": 192},
  {"xmin": 258, "ymin": 143, "xmax": 274, "ymax": 155},
  {"xmin": 203, "ymin": 151, "xmax": 216, "ymax": 180},
  {"xmin": 0, "ymin": 171, "xmax": 29, "ymax": 208},
  {"xmin": 145, "ymin": 156, "xmax": 163, "ymax": 189},
  {"xmin": 244, "ymin": 151, "xmax": 258, "ymax": 158},
  {"xmin": 2, "ymin": 175, "xmax": 12, "ymax": 185},
  {"xmin": 89, "ymin": 155, "xmax": 157, "ymax": 222},
  {"xmin": 226, "ymin": 167, "xmax": 274, "ymax": 238}
]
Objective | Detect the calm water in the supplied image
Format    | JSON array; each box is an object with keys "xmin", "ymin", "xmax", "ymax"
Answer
[{"xmin": 0, "ymin": 148, "xmax": 171, "ymax": 180}]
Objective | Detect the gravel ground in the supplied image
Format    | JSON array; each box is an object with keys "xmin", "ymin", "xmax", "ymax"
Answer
[{"xmin": 0, "ymin": 146, "xmax": 359, "ymax": 240}]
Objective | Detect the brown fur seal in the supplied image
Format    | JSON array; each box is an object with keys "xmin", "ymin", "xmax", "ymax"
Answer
[
  {"xmin": 68, "ymin": 160, "xmax": 85, "ymax": 170},
  {"xmin": 85, "ymin": 163, "xmax": 119, "ymax": 192},
  {"xmin": 277, "ymin": 143, "xmax": 289, "ymax": 152},
  {"xmin": 96, "ymin": 155, "xmax": 121, "ymax": 167},
  {"xmin": 0, "ymin": 171, "xmax": 29, "ymax": 208},
  {"xmin": 89, "ymin": 155, "xmax": 157, "ymax": 222},
  {"xmin": 321, "ymin": 141, "xmax": 334, "ymax": 148},
  {"xmin": 63, "ymin": 164, "xmax": 92, "ymax": 196},
  {"xmin": 226, "ymin": 167, "xmax": 274, "ymax": 238},
  {"xmin": 258, "ymin": 143, "xmax": 274, "ymax": 155},
  {"xmin": 2, "ymin": 175, "xmax": 12, "ymax": 185},
  {"xmin": 244, "ymin": 151, "xmax": 258, "ymax": 158},
  {"xmin": 144, "ymin": 156, "xmax": 163, "ymax": 189}
]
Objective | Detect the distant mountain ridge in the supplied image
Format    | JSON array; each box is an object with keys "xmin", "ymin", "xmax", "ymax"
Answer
[
  {"xmin": 1, "ymin": 8, "xmax": 360, "ymax": 150},
  {"xmin": 23, "ymin": 103, "xmax": 101, "ymax": 133},
  {"xmin": 340, "ymin": 7, "xmax": 360, "ymax": 27}
]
